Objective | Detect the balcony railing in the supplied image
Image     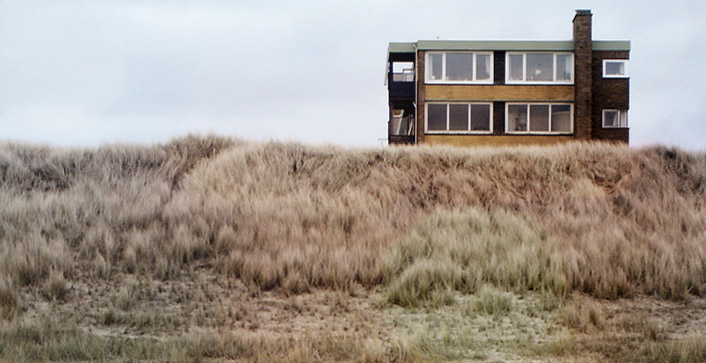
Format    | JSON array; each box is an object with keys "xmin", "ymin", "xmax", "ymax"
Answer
[{"xmin": 392, "ymin": 71, "xmax": 414, "ymax": 82}]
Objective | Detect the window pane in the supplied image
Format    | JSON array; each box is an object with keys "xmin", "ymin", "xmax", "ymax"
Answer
[
  {"xmin": 603, "ymin": 110, "xmax": 619, "ymax": 127},
  {"xmin": 526, "ymin": 53, "xmax": 553, "ymax": 81},
  {"xmin": 507, "ymin": 105, "xmax": 527, "ymax": 132},
  {"xmin": 605, "ymin": 61, "xmax": 625, "ymax": 76},
  {"xmin": 476, "ymin": 54, "xmax": 491, "ymax": 81},
  {"xmin": 449, "ymin": 104, "xmax": 469, "ymax": 131},
  {"xmin": 529, "ymin": 105, "xmax": 549, "ymax": 131},
  {"xmin": 471, "ymin": 104, "xmax": 491, "ymax": 131},
  {"xmin": 429, "ymin": 54, "xmax": 443, "ymax": 80},
  {"xmin": 556, "ymin": 54, "xmax": 572, "ymax": 81},
  {"xmin": 427, "ymin": 104, "xmax": 447, "ymax": 130},
  {"xmin": 620, "ymin": 111, "xmax": 628, "ymax": 127},
  {"xmin": 446, "ymin": 53, "xmax": 474, "ymax": 81},
  {"xmin": 551, "ymin": 105, "xmax": 572, "ymax": 132},
  {"xmin": 509, "ymin": 54, "xmax": 523, "ymax": 81}
]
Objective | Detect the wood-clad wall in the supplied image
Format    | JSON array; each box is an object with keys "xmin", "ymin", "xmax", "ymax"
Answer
[{"xmin": 424, "ymin": 85, "xmax": 574, "ymax": 102}]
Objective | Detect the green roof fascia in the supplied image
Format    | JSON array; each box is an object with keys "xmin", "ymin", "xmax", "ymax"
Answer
[
  {"xmin": 592, "ymin": 40, "xmax": 630, "ymax": 51},
  {"xmin": 408, "ymin": 40, "xmax": 630, "ymax": 52},
  {"xmin": 388, "ymin": 42, "xmax": 416, "ymax": 53},
  {"xmin": 417, "ymin": 40, "xmax": 574, "ymax": 51}
]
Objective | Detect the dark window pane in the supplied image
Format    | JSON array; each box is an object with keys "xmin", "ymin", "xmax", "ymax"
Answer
[
  {"xmin": 603, "ymin": 110, "xmax": 619, "ymax": 127},
  {"xmin": 526, "ymin": 53, "xmax": 553, "ymax": 81},
  {"xmin": 507, "ymin": 105, "xmax": 527, "ymax": 132},
  {"xmin": 470, "ymin": 104, "xmax": 490, "ymax": 131},
  {"xmin": 530, "ymin": 105, "xmax": 549, "ymax": 131},
  {"xmin": 429, "ymin": 54, "xmax": 443, "ymax": 80},
  {"xmin": 509, "ymin": 54, "xmax": 523, "ymax": 81},
  {"xmin": 427, "ymin": 104, "xmax": 447, "ymax": 130},
  {"xmin": 476, "ymin": 54, "xmax": 491, "ymax": 81},
  {"xmin": 605, "ymin": 61, "xmax": 625, "ymax": 76},
  {"xmin": 556, "ymin": 54, "xmax": 572, "ymax": 81},
  {"xmin": 446, "ymin": 53, "xmax": 474, "ymax": 81},
  {"xmin": 551, "ymin": 105, "xmax": 572, "ymax": 132},
  {"xmin": 449, "ymin": 104, "xmax": 469, "ymax": 131}
]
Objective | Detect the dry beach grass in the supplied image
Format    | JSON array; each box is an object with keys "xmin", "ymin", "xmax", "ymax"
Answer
[{"xmin": 0, "ymin": 135, "xmax": 705, "ymax": 361}]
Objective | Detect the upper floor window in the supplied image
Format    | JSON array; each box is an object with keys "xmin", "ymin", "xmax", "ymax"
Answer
[
  {"xmin": 425, "ymin": 52, "xmax": 493, "ymax": 84},
  {"xmin": 506, "ymin": 52, "xmax": 573, "ymax": 84},
  {"xmin": 506, "ymin": 103, "xmax": 573, "ymax": 134},
  {"xmin": 603, "ymin": 60, "xmax": 628, "ymax": 78},
  {"xmin": 602, "ymin": 109, "xmax": 628, "ymax": 128}
]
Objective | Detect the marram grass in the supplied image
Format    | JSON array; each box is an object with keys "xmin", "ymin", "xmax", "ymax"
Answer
[{"xmin": 1, "ymin": 135, "xmax": 705, "ymax": 361}]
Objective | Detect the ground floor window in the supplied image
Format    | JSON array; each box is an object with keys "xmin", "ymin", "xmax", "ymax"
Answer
[
  {"xmin": 506, "ymin": 103, "xmax": 572, "ymax": 134},
  {"xmin": 602, "ymin": 109, "xmax": 628, "ymax": 128},
  {"xmin": 426, "ymin": 103, "xmax": 492, "ymax": 133}
]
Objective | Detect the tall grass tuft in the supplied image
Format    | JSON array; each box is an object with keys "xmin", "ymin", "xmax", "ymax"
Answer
[
  {"xmin": 1, "ymin": 136, "xmax": 705, "ymax": 304},
  {"xmin": 385, "ymin": 208, "xmax": 566, "ymax": 306}
]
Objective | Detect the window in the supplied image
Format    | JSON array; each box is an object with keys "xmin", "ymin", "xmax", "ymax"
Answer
[
  {"xmin": 506, "ymin": 103, "xmax": 573, "ymax": 133},
  {"xmin": 425, "ymin": 52, "xmax": 493, "ymax": 83},
  {"xmin": 506, "ymin": 53, "xmax": 574, "ymax": 84},
  {"xmin": 603, "ymin": 59, "xmax": 628, "ymax": 78},
  {"xmin": 602, "ymin": 109, "xmax": 628, "ymax": 128},
  {"xmin": 426, "ymin": 103, "xmax": 492, "ymax": 133}
]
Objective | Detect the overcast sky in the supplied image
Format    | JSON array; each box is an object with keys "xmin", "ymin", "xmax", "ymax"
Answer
[{"xmin": 1, "ymin": 0, "xmax": 705, "ymax": 150}]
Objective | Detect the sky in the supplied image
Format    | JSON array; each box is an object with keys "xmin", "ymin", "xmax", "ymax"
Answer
[{"xmin": 1, "ymin": 0, "xmax": 705, "ymax": 150}]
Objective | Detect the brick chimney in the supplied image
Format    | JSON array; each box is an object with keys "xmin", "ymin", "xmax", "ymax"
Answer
[{"xmin": 573, "ymin": 9, "xmax": 592, "ymax": 139}]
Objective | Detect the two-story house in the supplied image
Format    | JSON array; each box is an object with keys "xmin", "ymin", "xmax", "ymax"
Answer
[{"xmin": 386, "ymin": 10, "xmax": 630, "ymax": 146}]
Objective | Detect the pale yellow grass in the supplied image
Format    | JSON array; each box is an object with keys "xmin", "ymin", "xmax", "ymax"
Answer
[{"xmin": 1, "ymin": 135, "xmax": 705, "ymax": 361}]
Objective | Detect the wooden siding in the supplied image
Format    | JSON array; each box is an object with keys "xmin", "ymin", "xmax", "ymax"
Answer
[
  {"xmin": 424, "ymin": 85, "xmax": 574, "ymax": 101},
  {"xmin": 423, "ymin": 134, "xmax": 575, "ymax": 147}
]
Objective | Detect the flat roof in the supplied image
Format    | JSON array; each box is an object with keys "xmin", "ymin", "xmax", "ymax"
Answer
[
  {"xmin": 388, "ymin": 42, "xmax": 416, "ymax": 53},
  {"xmin": 387, "ymin": 40, "xmax": 630, "ymax": 53}
]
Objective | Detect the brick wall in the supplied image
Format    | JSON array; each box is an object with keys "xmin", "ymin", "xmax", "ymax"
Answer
[
  {"xmin": 416, "ymin": 50, "xmax": 426, "ymax": 144},
  {"xmin": 573, "ymin": 10, "xmax": 593, "ymax": 140},
  {"xmin": 591, "ymin": 50, "xmax": 630, "ymax": 143}
]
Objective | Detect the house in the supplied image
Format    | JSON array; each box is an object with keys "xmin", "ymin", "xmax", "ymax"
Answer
[{"xmin": 386, "ymin": 10, "xmax": 630, "ymax": 146}]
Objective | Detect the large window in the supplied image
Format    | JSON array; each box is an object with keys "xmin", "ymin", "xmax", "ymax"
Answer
[
  {"xmin": 603, "ymin": 59, "xmax": 628, "ymax": 78},
  {"xmin": 506, "ymin": 52, "xmax": 573, "ymax": 84},
  {"xmin": 506, "ymin": 103, "xmax": 573, "ymax": 133},
  {"xmin": 602, "ymin": 109, "xmax": 628, "ymax": 128},
  {"xmin": 426, "ymin": 103, "xmax": 492, "ymax": 133},
  {"xmin": 426, "ymin": 52, "xmax": 493, "ymax": 84}
]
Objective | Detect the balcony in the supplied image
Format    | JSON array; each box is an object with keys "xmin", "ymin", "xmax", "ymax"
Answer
[
  {"xmin": 388, "ymin": 63, "xmax": 415, "ymax": 100},
  {"xmin": 388, "ymin": 109, "xmax": 414, "ymax": 145}
]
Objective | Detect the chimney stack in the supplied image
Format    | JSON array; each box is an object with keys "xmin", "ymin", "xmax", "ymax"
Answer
[{"xmin": 573, "ymin": 9, "xmax": 593, "ymax": 139}]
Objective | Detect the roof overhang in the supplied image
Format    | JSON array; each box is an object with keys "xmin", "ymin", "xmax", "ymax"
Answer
[
  {"xmin": 389, "ymin": 40, "xmax": 630, "ymax": 52},
  {"xmin": 388, "ymin": 42, "xmax": 416, "ymax": 53}
]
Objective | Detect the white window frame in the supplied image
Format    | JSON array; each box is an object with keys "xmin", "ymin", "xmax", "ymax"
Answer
[
  {"xmin": 602, "ymin": 59, "xmax": 629, "ymax": 78},
  {"xmin": 425, "ymin": 52, "xmax": 494, "ymax": 84},
  {"xmin": 425, "ymin": 102, "xmax": 494, "ymax": 134},
  {"xmin": 602, "ymin": 109, "xmax": 628, "ymax": 128},
  {"xmin": 505, "ymin": 52, "xmax": 574, "ymax": 84},
  {"xmin": 505, "ymin": 103, "xmax": 574, "ymax": 134}
]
